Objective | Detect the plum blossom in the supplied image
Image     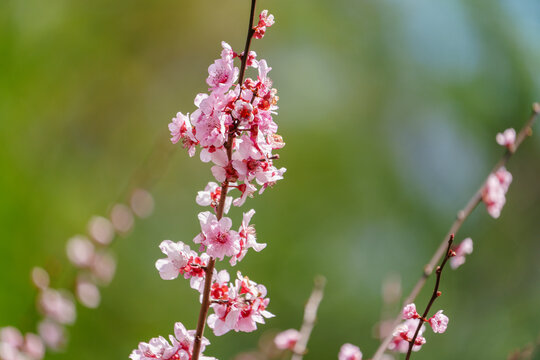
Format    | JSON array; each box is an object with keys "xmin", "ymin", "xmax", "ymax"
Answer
[
  {"xmin": 196, "ymin": 182, "xmax": 232, "ymax": 214},
  {"xmin": 206, "ymin": 42, "xmax": 238, "ymax": 92},
  {"xmin": 274, "ymin": 329, "xmax": 300, "ymax": 351},
  {"xmin": 38, "ymin": 289, "xmax": 76, "ymax": 325},
  {"xmin": 0, "ymin": 327, "xmax": 45, "ymax": 360},
  {"xmin": 169, "ymin": 112, "xmax": 198, "ymax": 157},
  {"xmin": 338, "ymin": 343, "xmax": 362, "ymax": 360},
  {"xmin": 389, "ymin": 319, "xmax": 426, "ymax": 353},
  {"xmin": 428, "ymin": 311, "xmax": 449, "ymax": 334},
  {"xmin": 402, "ymin": 303, "xmax": 419, "ymax": 320},
  {"xmin": 482, "ymin": 167, "xmax": 512, "ymax": 218},
  {"xmin": 450, "ymin": 237, "xmax": 473, "ymax": 269},
  {"xmin": 155, "ymin": 240, "xmax": 192, "ymax": 280},
  {"xmin": 38, "ymin": 320, "xmax": 66, "ymax": 350},
  {"xmin": 193, "ymin": 212, "xmax": 241, "ymax": 261},
  {"xmin": 230, "ymin": 209, "xmax": 266, "ymax": 266},
  {"xmin": 496, "ymin": 128, "xmax": 516, "ymax": 149},
  {"xmin": 253, "ymin": 10, "xmax": 274, "ymax": 39},
  {"xmin": 207, "ymin": 272, "xmax": 274, "ymax": 336},
  {"xmin": 129, "ymin": 322, "xmax": 215, "ymax": 360}
]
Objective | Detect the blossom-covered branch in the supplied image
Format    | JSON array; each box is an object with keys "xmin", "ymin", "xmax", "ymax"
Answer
[
  {"xmin": 403, "ymin": 235, "xmax": 454, "ymax": 360},
  {"xmin": 372, "ymin": 102, "xmax": 540, "ymax": 360},
  {"xmin": 131, "ymin": 1, "xmax": 283, "ymax": 359}
]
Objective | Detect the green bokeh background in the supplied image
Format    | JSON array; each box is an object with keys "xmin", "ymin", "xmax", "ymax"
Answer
[{"xmin": 1, "ymin": 0, "xmax": 539, "ymax": 359}]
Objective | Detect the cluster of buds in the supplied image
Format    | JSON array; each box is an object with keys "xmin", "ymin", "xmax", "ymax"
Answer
[{"xmin": 132, "ymin": 8, "xmax": 281, "ymax": 360}]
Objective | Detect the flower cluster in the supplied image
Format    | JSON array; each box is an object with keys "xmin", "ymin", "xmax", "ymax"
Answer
[
  {"xmin": 0, "ymin": 327, "xmax": 44, "ymax": 360},
  {"xmin": 388, "ymin": 303, "xmax": 449, "ymax": 353},
  {"xmin": 482, "ymin": 167, "xmax": 512, "ymax": 219},
  {"xmin": 207, "ymin": 272, "xmax": 274, "ymax": 336},
  {"xmin": 134, "ymin": 9, "xmax": 281, "ymax": 360},
  {"xmin": 130, "ymin": 323, "xmax": 215, "ymax": 360}
]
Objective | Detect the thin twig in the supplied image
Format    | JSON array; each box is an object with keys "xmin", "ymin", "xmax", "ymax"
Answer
[
  {"xmin": 191, "ymin": 1, "xmax": 258, "ymax": 359},
  {"xmin": 372, "ymin": 103, "xmax": 540, "ymax": 360},
  {"xmin": 291, "ymin": 276, "xmax": 327, "ymax": 360},
  {"xmin": 405, "ymin": 235, "xmax": 454, "ymax": 360}
]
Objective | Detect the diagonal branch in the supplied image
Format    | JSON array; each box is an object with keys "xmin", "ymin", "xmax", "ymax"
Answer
[{"xmin": 372, "ymin": 102, "xmax": 540, "ymax": 360}]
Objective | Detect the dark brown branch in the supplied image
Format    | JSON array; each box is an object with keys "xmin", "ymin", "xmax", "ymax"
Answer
[
  {"xmin": 291, "ymin": 276, "xmax": 326, "ymax": 360},
  {"xmin": 405, "ymin": 235, "xmax": 454, "ymax": 360},
  {"xmin": 191, "ymin": 1, "xmax": 258, "ymax": 359},
  {"xmin": 372, "ymin": 102, "xmax": 540, "ymax": 360}
]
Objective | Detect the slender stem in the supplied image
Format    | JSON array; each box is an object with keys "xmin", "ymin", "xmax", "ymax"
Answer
[
  {"xmin": 405, "ymin": 235, "xmax": 454, "ymax": 360},
  {"xmin": 372, "ymin": 103, "xmax": 540, "ymax": 360},
  {"xmin": 291, "ymin": 276, "xmax": 326, "ymax": 360},
  {"xmin": 191, "ymin": 1, "xmax": 258, "ymax": 359}
]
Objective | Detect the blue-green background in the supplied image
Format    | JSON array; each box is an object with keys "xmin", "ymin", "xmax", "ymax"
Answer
[{"xmin": 1, "ymin": 0, "xmax": 540, "ymax": 359}]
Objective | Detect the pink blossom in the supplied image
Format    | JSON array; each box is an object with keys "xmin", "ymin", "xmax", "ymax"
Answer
[
  {"xmin": 482, "ymin": 167, "xmax": 512, "ymax": 218},
  {"xmin": 207, "ymin": 272, "xmax": 274, "ymax": 336},
  {"xmin": 230, "ymin": 209, "xmax": 266, "ymax": 266},
  {"xmin": 428, "ymin": 310, "xmax": 449, "ymax": 333},
  {"xmin": 129, "ymin": 322, "xmax": 214, "ymax": 360},
  {"xmin": 253, "ymin": 10, "xmax": 274, "ymax": 39},
  {"xmin": 338, "ymin": 343, "xmax": 362, "ymax": 360},
  {"xmin": 194, "ymin": 212, "xmax": 241, "ymax": 261},
  {"xmin": 496, "ymin": 128, "xmax": 516, "ymax": 148},
  {"xmin": 402, "ymin": 303, "xmax": 419, "ymax": 320},
  {"xmin": 38, "ymin": 289, "xmax": 76, "ymax": 325},
  {"xmin": 232, "ymin": 100, "xmax": 254, "ymax": 125},
  {"xmin": 155, "ymin": 240, "xmax": 193, "ymax": 280},
  {"xmin": 66, "ymin": 235, "xmax": 95, "ymax": 268},
  {"xmin": 22, "ymin": 333, "xmax": 45, "ymax": 360},
  {"xmin": 31, "ymin": 267, "xmax": 50, "ymax": 291},
  {"xmin": 196, "ymin": 182, "xmax": 232, "ymax": 214},
  {"xmin": 131, "ymin": 188, "xmax": 155, "ymax": 218},
  {"xmin": 76, "ymin": 277, "xmax": 101, "ymax": 308},
  {"xmin": 90, "ymin": 250, "xmax": 116, "ymax": 285},
  {"xmin": 110, "ymin": 203, "xmax": 135, "ymax": 234},
  {"xmin": 232, "ymin": 182, "xmax": 257, "ymax": 207},
  {"xmin": 37, "ymin": 320, "xmax": 66, "ymax": 350},
  {"xmin": 206, "ymin": 47, "xmax": 238, "ymax": 92},
  {"xmin": 450, "ymin": 237, "xmax": 473, "ymax": 269},
  {"xmin": 0, "ymin": 328, "xmax": 45, "ymax": 360},
  {"xmin": 88, "ymin": 215, "xmax": 115, "ymax": 245},
  {"xmin": 274, "ymin": 329, "xmax": 300, "ymax": 350},
  {"xmin": 388, "ymin": 319, "xmax": 426, "ymax": 353}
]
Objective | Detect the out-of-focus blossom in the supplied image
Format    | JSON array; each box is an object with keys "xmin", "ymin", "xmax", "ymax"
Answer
[
  {"xmin": 482, "ymin": 167, "xmax": 512, "ymax": 218},
  {"xmin": 76, "ymin": 277, "xmax": 101, "ymax": 309},
  {"xmin": 38, "ymin": 289, "xmax": 76, "ymax": 325},
  {"xmin": 338, "ymin": 343, "xmax": 362, "ymax": 360},
  {"xmin": 90, "ymin": 251, "xmax": 116, "ymax": 285},
  {"xmin": 66, "ymin": 235, "xmax": 95, "ymax": 268},
  {"xmin": 88, "ymin": 216, "xmax": 115, "ymax": 245},
  {"xmin": 450, "ymin": 237, "xmax": 473, "ymax": 269},
  {"xmin": 130, "ymin": 189, "xmax": 155, "ymax": 219},
  {"xmin": 274, "ymin": 329, "xmax": 300, "ymax": 350},
  {"xmin": 31, "ymin": 267, "xmax": 50, "ymax": 291},
  {"xmin": 110, "ymin": 203, "xmax": 135, "ymax": 234},
  {"xmin": 496, "ymin": 128, "xmax": 516, "ymax": 149},
  {"xmin": 37, "ymin": 320, "xmax": 66, "ymax": 350}
]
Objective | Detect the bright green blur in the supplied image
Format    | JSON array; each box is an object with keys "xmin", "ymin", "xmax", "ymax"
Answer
[{"xmin": 1, "ymin": 0, "xmax": 539, "ymax": 359}]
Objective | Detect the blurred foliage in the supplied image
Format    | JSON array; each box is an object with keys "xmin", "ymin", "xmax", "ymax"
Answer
[{"xmin": 1, "ymin": 0, "xmax": 539, "ymax": 359}]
